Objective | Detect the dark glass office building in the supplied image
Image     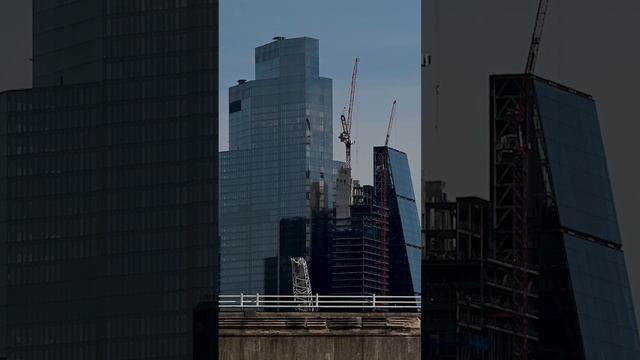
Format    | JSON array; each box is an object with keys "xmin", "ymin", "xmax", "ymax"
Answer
[
  {"xmin": 490, "ymin": 74, "xmax": 640, "ymax": 359},
  {"xmin": 0, "ymin": 1, "xmax": 218, "ymax": 359},
  {"xmin": 220, "ymin": 37, "xmax": 333, "ymax": 295},
  {"xmin": 375, "ymin": 147, "xmax": 422, "ymax": 296}
]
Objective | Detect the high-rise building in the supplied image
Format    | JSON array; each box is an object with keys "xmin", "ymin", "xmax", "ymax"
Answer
[
  {"xmin": 329, "ymin": 147, "xmax": 422, "ymax": 297},
  {"xmin": 331, "ymin": 184, "xmax": 388, "ymax": 295},
  {"xmin": 375, "ymin": 146, "xmax": 422, "ymax": 296},
  {"xmin": 422, "ymin": 181, "xmax": 493, "ymax": 359},
  {"xmin": 423, "ymin": 75, "xmax": 640, "ymax": 359},
  {"xmin": 490, "ymin": 74, "xmax": 640, "ymax": 359},
  {"xmin": 0, "ymin": 1, "xmax": 218, "ymax": 359},
  {"xmin": 220, "ymin": 37, "xmax": 333, "ymax": 295}
]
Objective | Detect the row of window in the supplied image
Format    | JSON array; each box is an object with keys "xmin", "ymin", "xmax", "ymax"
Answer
[
  {"xmin": 9, "ymin": 184, "xmax": 213, "ymax": 221},
  {"xmin": 106, "ymin": 11, "xmax": 192, "ymax": 36},
  {"xmin": 8, "ymin": 174, "xmax": 101, "ymax": 198},
  {"xmin": 107, "ymin": 0, "xmax": 191, "ymax": 14},
  {"xmin": 7, "ymin": 99, "xmax": 215, "ymax": 137},
  {"xmin": 8, "ymin": 239, "xmax": 98, "ymax": 265},
  {"xmin": 8, "ymin": 313, "xmax": 189, "ymax": 348},
  {"xmin": 107, "ymin": 74, "xmax": 193, "ymax": 98},
  {"xmin": 7, "ymin": 257, "xmax": 212, "ymax": 287},
  {"xmin": 105, "ymin": 34, "xmax": 211, "ymax": 62},
  {"xmin": 8, "ymin": 159, "xmax": 214, "ymax": 187},
  {"xmin": 7, "ymin": 216, "xmax": 213, "ymax": 247},
  {"xmin": 9, "ymin": 218, "xmax": 102, "ymax": 242},
  {"xmin": 9, "ymin": 195, "xmax": 99, "ymax": 220},
  {"xmin": 6, "ymin": 87, "xmax": 101, "ymax": 113},
  {"xmin": 8, "ymin": 108, "xmax": 100, "ymax": 134},
  {"xmin": 106, "ymin": 250, "xmax": 212, "ymax": 276},
  {"xmin": 9, "ymin": 153, "xmax": 101, "ymax": 177}
]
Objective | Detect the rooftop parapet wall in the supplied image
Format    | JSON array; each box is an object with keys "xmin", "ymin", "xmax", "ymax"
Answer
[{"xmin": 219, "ymin": 312, "xmax": 420, "ymax": 360}]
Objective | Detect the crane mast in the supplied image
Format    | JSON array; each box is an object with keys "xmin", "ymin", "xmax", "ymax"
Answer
[
  {"xmin": 339, "ymin": 58, "xmax": 360, "ymax": 170},
  {"xmin": 525, "ymin": 0, "xmax": 550, "ymax": 74},
  {"xmin": 512, "ymin": 1, "xmax": 549, "ymax": 359},
  {"xmin": 384, "ymin": 100, "xmax": 397, "ymax": 147}
]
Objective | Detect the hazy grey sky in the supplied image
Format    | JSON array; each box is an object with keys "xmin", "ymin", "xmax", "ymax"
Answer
[
  {"xmin": 220, "ymin": 0, "xmax": 421, "ymax": 198},
  {"xmin": 422, "ymin": 0, "xmax": 640, "ymax": 327}
]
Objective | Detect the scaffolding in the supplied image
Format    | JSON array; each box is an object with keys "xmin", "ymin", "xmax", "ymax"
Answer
[
  {"xmin": 490, "ymin": 75, "xmax": 540, "ymax": 357},
  {"xmin": 374, "ymin": 148, "xmax": 390, "ymax": 296}
]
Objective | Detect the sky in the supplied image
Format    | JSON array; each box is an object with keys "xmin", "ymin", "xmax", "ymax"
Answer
[
  {"xmin": 220, "ymin": 0, "xmax": 421, "ymax": 201},
  {"xmin": 422, "ymin": 0, "xmax": 640, "ymax": 328}
]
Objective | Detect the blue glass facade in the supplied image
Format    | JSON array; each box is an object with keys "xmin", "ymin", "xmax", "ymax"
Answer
[
  {"xmin": 220, "ymin": 37, "xmax": 333, "ymax": 294},
  {"xmin": 531, "ymin": 77, "xmax": 640, "ymax": 359},
  {"xmin": 564, "ymin": 235, "xmax": 640, "ymax": 359},
  {"xmin": 534, "ymin": 80, "xmax": 620, "ymax": 243},
  {"xmin": 378, "ymin": 147, "xmax": 422, "ymax": 295}
]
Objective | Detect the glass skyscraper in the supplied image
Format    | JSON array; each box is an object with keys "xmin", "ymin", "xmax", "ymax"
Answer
[
  {"xmin": 376, "ymin": 147, "xmax": 422, "ymax": 296},
  {"xmin": 490, "ymin": 74, "xmax": 640, "ymax": 359},
  {"xmin": 532, "ymin": 77, "xmax": 640, "ymax": 359},
  {"xmin": 0, "ymin": 1, "xmax": 218, "ymax": 359},
  {"xmin": 220, "ymin": 37, "xmax": 333, "ymax": 294}
]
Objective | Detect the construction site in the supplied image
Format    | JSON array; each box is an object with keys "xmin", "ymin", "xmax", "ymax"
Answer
[
  {"xmin": 422, "ymin": 0, "xmax": 640, "ymax": 359},
  {"xmin": 220, "ymin": 36, "xmax": 422, "ymax": 307},
  {"xmin": 303, "ymin": 59, "xmax": 421, "ymax": 300}
]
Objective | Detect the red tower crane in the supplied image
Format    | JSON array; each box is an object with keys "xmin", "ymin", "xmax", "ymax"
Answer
[
  {"xmin": 373, "ymin": 100, "xmax": 397, "ymax": 297},
  {"xmin": 384, "ymin": 100, "xmax": 397, "ymax": 147},
  {"xmin": 512, "ymin": 1, "xmax": 549, "ymax": 359},
  {"xmin": 525, "ymin": 0, "xmax": 550, "ymax": 75},
  {"xmin": 339, "ymin": 58, "xmax": 360, "ymax": 170}
]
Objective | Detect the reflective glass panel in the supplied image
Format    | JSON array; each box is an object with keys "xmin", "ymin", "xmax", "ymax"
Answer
[
  {"xmin": 564, "ymin": 235, "xmax": 640, "ymax": 359},
  {"xmin": 535, "ymin": 80, "xmax": 620, "ymax": 243}
]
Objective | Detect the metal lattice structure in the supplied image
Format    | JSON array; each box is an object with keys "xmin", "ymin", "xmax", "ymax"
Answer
[
  {"xmin": 510, "ymin": 84, "xmax": 530, "ymax": 360},
  {"xmin": 339, "ymin": 58, "xmax": 359, "ymax": 170},
  {"xmin": 525, "ymin": 0, "xmax": 550, "ymax": 75},
  {"xmin": 374, "ymin": 148, "xmax": 390, "ymax": 296},
  {"xmin": 290, "ymin": 257, "xmax": 314, "ymax": 311},
  {"xmin": 384, "ymin": 100, "xmax": 397, "ymax": 147},
  {"xmin": 512, "ymin": 0, "xmax": 548, "ymax": 357},
  {"xmin": 490, "ymin": 75, "xmax": 540, "ymax": 359}
]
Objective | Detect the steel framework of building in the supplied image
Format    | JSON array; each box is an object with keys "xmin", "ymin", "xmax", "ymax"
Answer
[
  {"xmin": 374, "ymin": 148, "xmax": 390, "ymax": 297},
  {"xmin": 513, "ymin": 0, "xmax": 549, "ymax": 357},
  {"xmin": 490, "ymin": 75, "xmax": 540, "ymax": 358},
  {"xmin": 330, "ymin": 214, "xmax": 389, "ymax": 295}
]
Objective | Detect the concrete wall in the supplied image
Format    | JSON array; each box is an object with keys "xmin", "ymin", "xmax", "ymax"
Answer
[{"xmin": 219, "ymin": 312, "xmax": 421, "ymax": 360}]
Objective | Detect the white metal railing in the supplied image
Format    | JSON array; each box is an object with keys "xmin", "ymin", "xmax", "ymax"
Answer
[{"xmin": 219, "ymin": 294, "xmax": 421, "ymax": 311}]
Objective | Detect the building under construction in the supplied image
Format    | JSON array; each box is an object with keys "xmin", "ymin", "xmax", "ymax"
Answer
[
  {"xmin": 493, "ymin": 74, "xmax": 639, "ymax": 359},
  {"xmin": 331, "ymin": 184, "xmax": 389, "ymax": 295},
  {"xmin": 422, "ymin": 182, "xmax": 510, "ymax": 359},
  {"xmin": 330, "ymin": 147, "xmax": 421, "ymax": 297},
  {"xmin": 423, "ymin": 75, "xmax": 640, "ymax": 360}
]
